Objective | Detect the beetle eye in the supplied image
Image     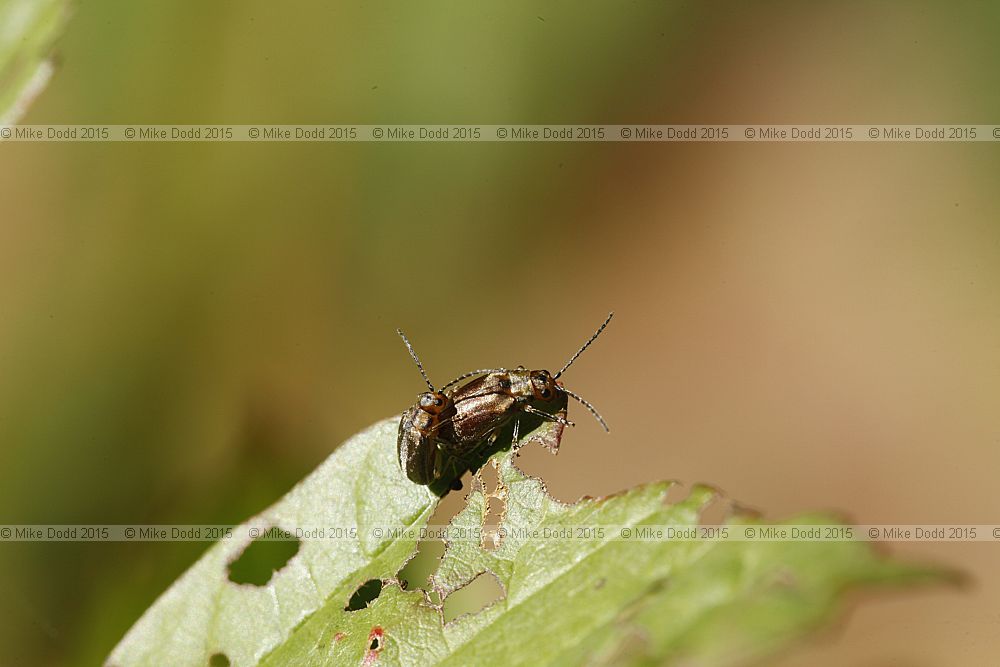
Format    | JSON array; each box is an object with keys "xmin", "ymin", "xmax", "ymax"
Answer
[
  {"xmin": 499, "ymin": 378, "xmax": 512, "ymax": 390},
  {"xmin": 540, "ymin": 388, "xmax": 551, "ymax": 399},
  {"xmin": 434, "ymin": 397, "xmax": 443, "ymax": 406}
]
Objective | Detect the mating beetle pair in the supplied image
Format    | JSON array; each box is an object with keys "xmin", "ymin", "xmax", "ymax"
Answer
[{"xmin": 396, "ymin": 313, "xmax": 612, "ymax": 489}]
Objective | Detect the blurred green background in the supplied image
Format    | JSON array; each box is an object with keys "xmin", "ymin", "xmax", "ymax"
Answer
[{"xmin": 2, "ymin": 1, "xmax": 999, "ymax": 665}]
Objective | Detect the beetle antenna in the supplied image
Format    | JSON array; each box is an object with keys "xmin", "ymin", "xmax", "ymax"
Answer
[
  {"xmin": 397, "ymin": 329, "xmax": 435, "ymax": 392},
  {"xmin": 554, "ymin": 312, "xmax": 613, "ymax": 379},
  {"xmin": 561, "ymin": 387, "xmax": 609, "ymax": 432},
  {"xmin": 440, "ymin": 368, "xmax": 509, "ymax": 392}
]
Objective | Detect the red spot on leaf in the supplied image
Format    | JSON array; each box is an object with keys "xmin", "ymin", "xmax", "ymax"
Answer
[{"xmin": 362, "ymin": 626, "xmax": 384, "ymax": 665}]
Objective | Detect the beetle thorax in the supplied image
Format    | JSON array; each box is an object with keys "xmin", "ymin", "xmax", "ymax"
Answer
[{"xmin": 505, "ymin": 368, "xmax": 536, "ymax": 402}]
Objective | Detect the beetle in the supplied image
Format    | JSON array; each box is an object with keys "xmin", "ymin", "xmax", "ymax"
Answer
[
  {"xmin": 437, "ymin": 312, "xmax": 612, "ymax": 456},
  {"xmin": 396, "ymin": 314, "xmax": 612, "ymax": 489},
  {"xmin": 395, "ymin": 329, "xmax": 460, "ymax": 486}
]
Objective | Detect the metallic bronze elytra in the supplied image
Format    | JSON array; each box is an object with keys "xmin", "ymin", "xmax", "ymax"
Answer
[
  {"xmin": 397, "ymin": 391, "xmax": 455, "ymax": 485},
  {"xmin": 396, "ymin": 313, "xmax": 613, "ymax": 490},
  {"xmin": 439, "ymin": 314, "xmax": 612, "ymax": 453},
  {"xmin": 395, "ymin": 329, "xmax": 460, "ymax": 486}
]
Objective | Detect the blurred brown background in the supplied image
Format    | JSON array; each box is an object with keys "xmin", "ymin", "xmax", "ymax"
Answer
[{"xmin": 1, "ymin": 1, "xmax": 998, "ymax": 665}]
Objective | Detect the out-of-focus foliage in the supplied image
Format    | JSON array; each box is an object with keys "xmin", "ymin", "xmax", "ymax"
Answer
[{"xmin": 0, "ymin": 0, "xmax": 69, "ymax": 123}]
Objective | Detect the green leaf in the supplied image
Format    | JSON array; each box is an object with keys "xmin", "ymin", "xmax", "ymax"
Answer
[
  {"xmin": 0, "ymin": 0, "xmax": 70, "ymax": 124},
  {"xmin": 106, "ymin": 418, "xmax": 436, "ymax": 666},
  {"xmin": 109, "ymin": 417, "xmax": 952, "ymax": 666}
]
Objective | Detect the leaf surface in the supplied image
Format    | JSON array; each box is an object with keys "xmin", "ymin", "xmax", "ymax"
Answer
[{"xmin": 109, "ymin": 417, "xmax": 950, "ymax": 667}]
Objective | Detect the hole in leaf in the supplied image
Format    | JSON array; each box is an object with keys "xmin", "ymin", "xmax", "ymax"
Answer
[
  {"xmin": 425, "ymin": 587, "xmax": 443, "ymax": 607},
  {"xmin": 478, "ymin": 464, "xmax": 500, "ymax": 495},
  {"xmin": 227, "ymin": 528, "xmax": 300, "ymax": 586},
  {"xmin": 398, "ymin": 469, "xmax": 482, "ymax": 589},
  {"xmin": 431, "ymin": 471, "xmax": 476, "ymax": 523},
  {"xmin": 208, "ymin": 653, "xmax": 230, "ymax": 667},
  {"xmin": 478, "ymin": 462, "xmax": 506, "ymax": 551},
  {"xmin": 367, "ymin": 626, "xmax": 385, "ymax": 652},
  {"xmin": 482, "ymin": 495, "xmax": 505, "ymax": 551},
  {"xmin": 442, "ymin": 571, "xmax": 505, "ymax": 622},
  {"xmin": 397, "ymin": 511, "xmax": 447, "ymax": 592},
  {"xmin": 345, "ymin": 579, "xmax": 383, "ymax": 611}
]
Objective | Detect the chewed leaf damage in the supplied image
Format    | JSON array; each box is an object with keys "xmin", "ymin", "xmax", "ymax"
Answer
[{"xmin": 109, "ymin": 416, "xmax": 953, "ymax": 667}]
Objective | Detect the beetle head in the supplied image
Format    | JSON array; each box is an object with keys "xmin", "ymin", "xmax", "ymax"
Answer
[
  {"xmin": 418, "ymin": 391, "xmax": 451, "ymax": 415},
  {"xmin": 529, "ymin": 369, "xmax": 559, "ymax": 403}
]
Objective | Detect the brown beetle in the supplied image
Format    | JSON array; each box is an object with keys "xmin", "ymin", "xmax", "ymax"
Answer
[
  {"xmin": 438, "ymin": 313, "xmax": 612, "ymax": 454},
  {"xmin": 395, "ymin": 330, "xmax": 458, "ymax": 486},
  {"xmin": 396, "ymin": 313, "xmax": 612, "ymax": 490}
]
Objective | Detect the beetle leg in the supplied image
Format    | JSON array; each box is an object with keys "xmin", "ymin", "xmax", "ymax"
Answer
[
  {"xmin": 512, "ymin": 419, "xmax": 520, "ymax": 446},
  {"xmin": 522, "ymin": 404, "xmax": 575, "ymax": 427}
]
